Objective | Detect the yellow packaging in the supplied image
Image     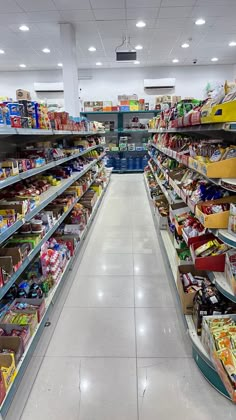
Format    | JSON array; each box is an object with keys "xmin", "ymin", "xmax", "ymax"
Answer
[{"xmin": 0, "ymin": 354, "xmax": 16, "ymax": 390}]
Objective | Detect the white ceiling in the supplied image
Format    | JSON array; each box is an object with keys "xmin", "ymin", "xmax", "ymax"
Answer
[{"xmin": 0, "ymin": 0, "xmax": 236, "ymax": 70}]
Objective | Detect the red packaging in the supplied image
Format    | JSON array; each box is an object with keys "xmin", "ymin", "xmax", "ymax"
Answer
[
  {"xmin": 10, "ymin": 116, "xmax": 21, "ymax": 128},
  {"xmin": 190, "ymin": 236, "xmax": 226, "ymax": 272}
]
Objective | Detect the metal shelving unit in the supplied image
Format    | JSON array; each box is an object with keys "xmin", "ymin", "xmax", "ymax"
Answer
[
  {"xmin": 146, "ymin": 118, "xmax": 236, "ymax": 402},
  {"xmin": 0, "ymin": 145, "xmax": 98, "ymax": 190},
  {"xmin": 0, "ymin": 157, "xmax": 105, "ymax": 300},
  {"xmin": 0, "ymin": 175, "xmax": 111, "ymax": 418},
  {"xmin": 144, "ymin": 172, "xmax": 231, "ymax": 401},
  {"xmin": 148, "ymin": 122, "xmax": 236, "ymax": 134},
  {"xmin": 81, "ymin": 110, "xmax": 156, "ymax": 173},
  {"xmin": 0, "ymin": 154, "xmax": 105, "ymax": 246},
  {"xmin": 0, "ymin": 128, "xmax": 105, "ymax": 136}
]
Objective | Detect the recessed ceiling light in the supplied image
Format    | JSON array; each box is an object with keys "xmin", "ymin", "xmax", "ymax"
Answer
[
  {"xmin": 0, "ymin": 49, "xmax": 5, "ymax": 54},
  {"xmin": 88, "ymin": 46, "xmax": 96, "ymax": 52},
  {"xmin": 195, "ymin": 18, "xmax": 205, "ymax": 25},
  {"xmin": 172, "ymin": 58, "xmax": 179, "ymax": 63},
  {"xmin": 136, "ymin": 21, "xmax": 146, "ymax": 28},
  {"xmin": 19, "ymin": 25, "xmax": 29, "ymax": 31},
  {"xmin": 19, "ymin": 64, "xmax": 26, "ymax": 68},
  {"xmin": 135, "ymin": 45, "xmax": 143, "ymax": 50},
  {"xmin": 42, "ymin": 48, "xmax": 50, "ymax": 53},
  {"xmin": 181, "ymin": 43, "xmax": 189, "ymax": 48},
  {"xmin": 96, "ymin": 62, "xmax": 102, "ymax": 66},
  {"xmin": 211, "ymin": 57, "xmax": 218, "ymax": 62},
  {"xmin": 134, "ymin": 60, "xmax": 140, "ymax": 64},
  {"xmin": 57, "ymin": 63, "xmax": 63, "ymax": 67},
  {"xmin": 229, "ymin": 41, "xmax": 236, "ymax": 47}
]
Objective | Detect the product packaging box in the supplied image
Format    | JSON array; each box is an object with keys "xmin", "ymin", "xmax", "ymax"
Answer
[
  {"xmin": 195, "ymin": 197, "xmax": 236, "ymax": 229},
  {"xmin": 0, "ymin": 370, "xmax": 6, "ymax": 405},
  {"xmin": 0, "ymin": 336, "xmax": 24, "ymax": 365},
  {"xmin": 175, "ymin": 248, "xmax": 193, "ymax": 266},
  {"xmin": 177, "ymin": 265, "xmax": 209, "ymax": 315},
  {"xmin": 16, "ymin": 89, "xmax": 31, "ymax": 101},
  {"xmin": 190, "ymin": 236, "xmax": 226, "ymax": 272},
  {"xmin": 9, "ymin": 298, "xmax": 45, "ymax": 323},
  {"xmin": 201, "ymin": 314, "xmax": 236, "ymax": 402},
  {"xmin": 0, "ymin": 354, "xmax": 16, "ymax": 390},
  {"xmin": 0, "ymin": 324, "xmax": 31, "ymax": 349}
]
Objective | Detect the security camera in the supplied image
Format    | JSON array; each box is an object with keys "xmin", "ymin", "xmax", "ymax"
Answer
[{"xmin": 193, "ymin": 59, "xmax": 198, "ymax": 64}]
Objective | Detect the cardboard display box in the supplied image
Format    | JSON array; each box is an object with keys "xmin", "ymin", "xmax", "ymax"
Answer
[
  {"xmin": 0, "ymin": 324, "xmax": 30, "ymax": 349},
  {"xmin": 0, "ymin": 336, "xmax": 24, "ymax": 365},
  {"xmin": 195, "ymin": 196, "xmax": 236, "ymax": 229},
  {"xmin": 177, "ymin": 265, "xmax": 209, "ymax": 315},
  {"xmin": 190, "ymin": 235, "xmax": 226, "ymax": 272},
  {"xmin": 10, "ymin": 298, "xmax": 45, "ymax": 323}
]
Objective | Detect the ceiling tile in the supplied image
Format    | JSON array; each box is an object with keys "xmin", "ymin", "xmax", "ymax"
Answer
[
  {"xmin": 0, "ymin": 0, "xmax": 23, "ymax": 12},
  {"xmin": 25, "ymin": 11, "xmax": 61, "ymax": 22},
  {"xmin": 159, "ymin": 6, "xmax": 193, "ymax": 18},
  {"xmin": 127, "ymin": 0, "xmax": 161, "ymax": 6},
  {"xmin": 93, "ymin": 8, "xmax": 125, "ymax": 20},
  {"xmin": 76, "ymin": 21, "xmax": 98, "ymax": 35},
  {"xmin": 53, "ymin": 0, "xmax": 91, "ymax": 10},
  {"xmin": 191, "ymin": 5, "xmax": 236, "ymax": 18},
  {"xmin": 156, "ymin": 17, "xmax": 187, "ymax": 29},
  {"xmin": 16, "ymin": 0, "xmax": 56, "ymax": 12},
  {"xmin": 59, "ymin": 9, "xmax": 94, "ymax": 21},
  {"xmin": 162, "ymin": 0, "xmax": 195, "ymax": 5},
  {"xmin": 0, "ymin": 13, "xmax": 30, "ymax": 24},
  {"xmin": 90, "ymin": 0, "xmax": 125, "ymax": 8},
  {"xmin": 127, "ymin": 8, "xmax": 159, "ymax": 20}
]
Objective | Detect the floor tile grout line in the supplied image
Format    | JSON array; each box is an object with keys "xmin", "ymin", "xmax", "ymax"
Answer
[
  {"xmin": 132, "ymin": 211, "xmax": 140, "ymax": 420},
  {"xmin": 40, "ymin": 355, "xmax": 193, "ymax": 359}
]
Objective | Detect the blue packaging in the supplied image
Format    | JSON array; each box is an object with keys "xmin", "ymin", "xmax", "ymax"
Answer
[{"xmin": 8, "ymin": 102, "xmax": 20, "ymax": 116}]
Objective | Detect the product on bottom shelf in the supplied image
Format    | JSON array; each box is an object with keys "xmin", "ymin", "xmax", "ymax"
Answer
[
  {"xmin": 177, "ymin": 265, "xmax": 210, "ymax": 315},
  {"xmin": 201, "ymin": 315, "xmax": 236, "ymax": 401},
  {"xmin": 193, "ymin": 288, "xmax": 235, "ymax": 336}
]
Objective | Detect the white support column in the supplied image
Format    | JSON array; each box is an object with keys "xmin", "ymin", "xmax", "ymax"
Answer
[{"xmin": 60, "ymin": 23, "xmax": 80, "ymax": 117}]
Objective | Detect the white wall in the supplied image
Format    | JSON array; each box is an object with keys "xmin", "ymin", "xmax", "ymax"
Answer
[
  {"xmin": 0, "ymin": 64, "xmax": 233, "ymax": 107},
  {"xmin": 0, "ymin": 69, "xmax": 63, "ymax": 104},
  {"xmin": 79, "ymin": 64, "xmax": 234, "ymax": 103}
]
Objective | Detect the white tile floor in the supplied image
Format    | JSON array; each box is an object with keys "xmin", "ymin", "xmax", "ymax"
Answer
[{"xmin": 6, "ymin": 174, "xmax": 235, "ymax": 420}]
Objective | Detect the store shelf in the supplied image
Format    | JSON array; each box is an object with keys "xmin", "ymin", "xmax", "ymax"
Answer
[
  {"xmin": 144, "ymin": 171, "xmax": 231, "ymax": 401},
  {"xmin": 148, "ymin": 122, "xmax": 236, "ymax": 134},
  {"xmin": 0, "ymin": 163, "xmax": 106, "ymax": 300},
  {"xmin": 0, "ymin": 127, "xmax": 106, "ymax": 137},
  {"xmin": 151, "ymin": 143, "xmax": 222, "ymax": 188},
  {"xmin": 81, "ymin": 110, "xmax": 159, "ymax": 115},
  {"xmin": 185, "ymin": 315, "xmax": 213, "ymax": 365},
  {"xmin": 217, "ymin": 229, "xmax": 236, "ymax": 249},
  {"xmin": 0, "ymin": 220, "xmax": 23, "ymax": 246},
  {"xmin": 0, "ymin": 145, "xmax": 99, "ymax": 189},
  {"xmin": 214, "ymin": 272, "xmax": 236, "ymax": 303},
  {"xmin": 160, "ymin": 230, "xmax": 177, "ymax": 283},
  {"xmin": 0, "ymin": 176, "xmax": 110, "ymax": 418},
  {"xmin": 0, "ymin": 155, "xmax": 105, "ymax": 247},
  {"xmin": 112, "ymin": 169, "xmax": 144, "ymax": 173}
]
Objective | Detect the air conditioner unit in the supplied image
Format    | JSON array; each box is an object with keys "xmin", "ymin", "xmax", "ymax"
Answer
[
  {"xmin": 144, "ymin": 78, "xmax": 176, "ymax": 90},
  {"xmin": 34, "ymin": 82, "xmax": 64, "ymax": 92}
]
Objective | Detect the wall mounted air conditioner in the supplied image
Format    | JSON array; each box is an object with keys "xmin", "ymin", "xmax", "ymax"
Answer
[
  {"xmin": 144, "ymin": 78, "xmax": 176, "ymax": 90},
  {"xmin": 34, "ymin": 82, "xmax": 64, "ymax": 92}
]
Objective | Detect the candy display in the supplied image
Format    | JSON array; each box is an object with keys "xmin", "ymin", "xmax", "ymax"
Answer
[{"xmin": 201, "ymin": 315, "xmax": 236, "ymax": 400}]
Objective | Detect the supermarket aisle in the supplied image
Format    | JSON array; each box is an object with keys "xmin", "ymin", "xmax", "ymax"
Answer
[{"xmin": 9, "ymin": 175, "xmax": 234, "ymax": 420}]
